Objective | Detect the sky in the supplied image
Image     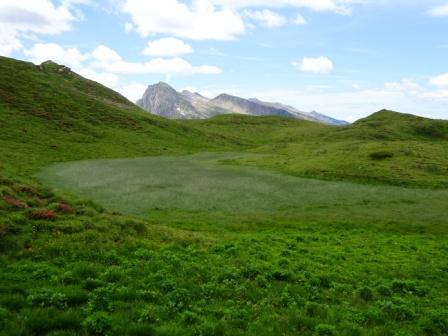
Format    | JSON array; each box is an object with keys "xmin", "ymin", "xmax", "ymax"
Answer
[{"xmin": 1, "ymin": 0, "xmax": 448, "ymax": 122}]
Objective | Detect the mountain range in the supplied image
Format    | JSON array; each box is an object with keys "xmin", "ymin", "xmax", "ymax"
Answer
[{"xmin": 137, "ymin": 82, "xmax": 348, "ymax": 125}]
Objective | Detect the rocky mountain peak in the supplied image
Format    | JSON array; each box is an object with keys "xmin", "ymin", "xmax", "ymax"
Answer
[{"xmin": 136, "ymin": 82, "xmax": 348, "ymax": 125}]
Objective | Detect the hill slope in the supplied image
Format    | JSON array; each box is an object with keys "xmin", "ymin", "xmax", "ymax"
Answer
[
  {"xmin": 0, "ymin": 57, "xmax": 241, "ymax": 177},
  {"xmin": 188, "ymin": 112, "xmax": 448, "ymax": 187}
]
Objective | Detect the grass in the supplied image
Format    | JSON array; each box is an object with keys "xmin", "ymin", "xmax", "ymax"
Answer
[
  {"xmin": 0, "ymin": 55, "xmax": 448, "ymax": 335},
  {"xmin": 188, "ymin": 113, "xmax": 448, "ymax": 188},
  {"xmin": 39, "ymin": 152, "xmax": 448, "ymax": 234}
]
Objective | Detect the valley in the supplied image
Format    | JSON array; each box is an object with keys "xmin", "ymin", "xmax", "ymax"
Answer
[
  {"xmin": 0, "ymin": 56, "xmax": 447, "ymax": 336},
  {"xmin": 40, "ymin": 153, "xmax": 448, "ymax": 233}
]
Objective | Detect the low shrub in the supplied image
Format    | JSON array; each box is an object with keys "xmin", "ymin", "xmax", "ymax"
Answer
[
  {"xmin": 27, "ymin": 289, "xmax": 68, "ymax": 309},
  {"xmin": 82, "ymin": 312, "xmax": 113, "ymax": 335},
  {"xmin": 1, "ymin": 294, "xmax": 26, "ymax": 310},
  {"xmin": 139, "ymin": 305, "xmax": 161, "ymax": 324},
  {"xmin": 56, "ymin": 203, "xmax": 75, "ymax": 214},
  {"xmin": 315, "ymin": 324, "xmax": 336, "ymax": 336},
  {"xmin": 2, "ymin": 195, "xmax": 25, "ymax": 208},
  {"xmin": 376, "ymin": 285, "xmax": 392, "ymax": 297},
  {"xmin": 28, "ymin": 209, "xmax": 57, "ymax": 220},
  {"xmin": 369, "ymin": 151, "xmax": 394, "ymax": 160},
  {"xmin": 24, "ymin": 308, "xmax": 82, "ymax": 334},
  {"xmin": 0, "ymin": 224, "xmax": 9, "ymax": 237},
  {"xmin": 85, "ymin": 286, "xmax": 114, "ymax": 313},
  {"xmin": 391, "ymin": 280, "xmax": 429, "ymax": 297},
  {"xmin": 420, "ymin": 310, "xmax": 448, "ymax": 335},
  {"xmin": 378, "ymin": 300, "xmax": 416, "ymax": 322},
  {"xmin": 127, "ymin": 323, "xmax": 156, "ymax": 336},
  {"xmin": 305, "ymin": 302, "xmax": 328, "ymax": 319},
  {"xmin": 358, "ymin": 286, "xmax": 374, "ymax": 302}
]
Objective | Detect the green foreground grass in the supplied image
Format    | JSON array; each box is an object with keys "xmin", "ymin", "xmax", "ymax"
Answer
[{"xmin": 1, "ymin": 56, "xmax": 448, "ymax": 335}]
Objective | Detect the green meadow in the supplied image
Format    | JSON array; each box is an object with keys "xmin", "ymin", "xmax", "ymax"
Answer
[
  {"xmin": 1, "ymin": 56, "xmax": 448, "ymax": 335},
  {"xmin": 40, "ymin": 152, "xmax": 448, "ymax": 233}
]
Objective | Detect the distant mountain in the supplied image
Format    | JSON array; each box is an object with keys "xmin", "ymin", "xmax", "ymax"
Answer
[
  {"xmin": 136, "ymin": 82, "xmax": 205, "ymax": 119},
  {"xmin": 137, "ymin": 82, "xmax": 348, "ymax": 125}
]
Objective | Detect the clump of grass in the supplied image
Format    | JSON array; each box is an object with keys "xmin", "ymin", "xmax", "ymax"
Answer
[
  {"xmin": 82, "ymin": 312, "xmax": 113, "ymax": 335},
  {"xmin": 369, "ymin": 151, "xmax": 394, "ymax": 160}
]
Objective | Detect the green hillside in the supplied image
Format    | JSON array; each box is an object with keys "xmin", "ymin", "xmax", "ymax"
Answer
[
  {"xmin": 0, "ymin": 56, "xmax": 239, "ymax": 177},
  {"xmin": 1, "ymin": 56, "xmax": 447, "ymax": 336},
  {"xmin": 189, "ymin": 112, "xmax": 448, "ymax": 187}
]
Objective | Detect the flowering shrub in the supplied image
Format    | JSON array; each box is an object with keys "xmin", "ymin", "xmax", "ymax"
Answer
[
  {"xmin": 0, "ymin": 224, "xmax": 9, "ymax": 237},
  {"xmin": 57, "ymin": 203, "xmax": 75, "ymax": 214},
  {"xmin": 29, "ymin": 209, "xmax": 57, "ymax": 220},
  {"xmin": 2, "ymin": 195, "xmax": 25, "ymax": 208}
]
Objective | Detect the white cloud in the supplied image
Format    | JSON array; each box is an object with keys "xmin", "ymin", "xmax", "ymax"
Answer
[
  {"xmin": 0, "ymin": 0, "xmax": 79, "ymax": 56},
  {"xmin": 430, "ymin": 73, "xmax": 448, "ymax": 87},
  {"xmin": 115, "ymin": 83, "xmax": 148, "ymax": 102},
  {"xmin": 92, "ymin": 45, "xmax": 122, "ymax": 62},
  {"xmin": 427, "ymin": 4, "xmax": 448, "ymax": 17},
  {"xmin": 293, "ymin": 56, "xmax": 334, "ymax": 74},
  {"xmin": 384, "ymin": 79, "xmax": 422, "ymax": 93},
  {"xmin": 0, "ymin": 0, "xmax": 75, "ymax": 34},
  {"xmin": 96, "ymin": 57, "xmax": 221, "ymax": 75},
  {"xmin": 124, "ymin": 22, "xmax": 134, "ymax": 33},
  {"xmin": 24, "ymin": 42, "xmax": 221, "ymax": 81},
  {"xmin": 91, "ymin": 45, "xmax": 222, "ymax": 75},
  {"xmin": 122, "ymin": 0, "xmax": 246, "ymax": 40},
  {"xmin": 245, "ymin": 9, "xmax": 287, "ymax": 27},
  {"xmin": 24, "ymin": 43, "xmax": 89, "ymax": 69},
  {"xmin": 77, "ymin": 68, "xmax": 119, "ymax": 88},
  {"xmin": 209, "ymin": 0, "xmax": 359, "ymax": 15},
  {"xmin": 422, "ymin": 90, "xmax": 448, "ymax": 100},
  {"xmin": 248, "ymin": 81, "xmax": 448, "ymax": 122},
  {"xmin": 121, "ymin": 0, "xmax": 360, "ymax": 41},
  {"xmin": 143, "ymin": 38, "xmax": 193, "ymax": 57},
  {"xmin": 292, "ymin": 13, "xmax": 307, "ymax": 25},
  {"xmin": 0, "ymin": 26, "xmax": 22, "ymax": 56}
]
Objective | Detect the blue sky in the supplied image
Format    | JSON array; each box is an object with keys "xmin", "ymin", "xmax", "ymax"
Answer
[{"xmin": 1, "ymin": 0, "xmax": 448, "ymax": 121}]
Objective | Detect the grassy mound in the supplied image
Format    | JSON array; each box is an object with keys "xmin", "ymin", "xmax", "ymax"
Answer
[{"xmin": 190, "ymin": 112, "xmax": 448, "ymax": 187}]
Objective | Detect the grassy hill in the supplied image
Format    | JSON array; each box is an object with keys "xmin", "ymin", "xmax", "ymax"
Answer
[
  {"xmin": 0, "ymin": 56, "xmax": 241, "ymax": 177},
  {"xmin": 188, "ymin": 112, "xmax": 448, "ymax": 187},
  {"xmin": 1, "ymin": 56, "xmax": 447, "ymax": 336}
]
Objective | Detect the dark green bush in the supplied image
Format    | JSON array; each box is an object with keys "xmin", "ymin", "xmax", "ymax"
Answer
[
  {"xmin": 391, "ymin": 280, "xmax": 429, "ymax": 297},
  {"xmin": 127, "ymin": 323, "xmax": 156, "ymax": 336},
  {"xmin": 138, "ymin": 305, "xmax": 161, "ymax": 324},
  {"xmin": 376, "ymin": 285, "xmax": 392, "ymax": 297},
  {"xmin": 82, "ymin": 312, "xmax": 113, "ymax": 335},
  {"xmin": 305, "ymin": 302, "xmax": 328, "ymax": 318},
  {"xmin": 378, "ymin": 300, "xmax": 416, "ymax": 322},
  {"xmin": 369, "ymin": 151, "xmax": 394, "ymax": 160},
  {"xmin": 24, "ymin": 308, "xmax": 82, "ymax": 334},
  {"xmin": 27, "ymin": 289, "xmax": 68, "ymax": 309},
  {"xmin": 315, "ymin": 323, "xmax": 336, "ymax": 336},
  {"xmin": 358, "ymin": 286, "xmax": 374, "ymax": 301},
  {"xmin": 420, "ymin": 310, "xmax": 448, "ymax": 335}
]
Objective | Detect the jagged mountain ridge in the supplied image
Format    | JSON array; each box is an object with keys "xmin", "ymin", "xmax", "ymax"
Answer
[{"xmin": 137, "ymin": 82, "xmax": 348, "ymax": 125}]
